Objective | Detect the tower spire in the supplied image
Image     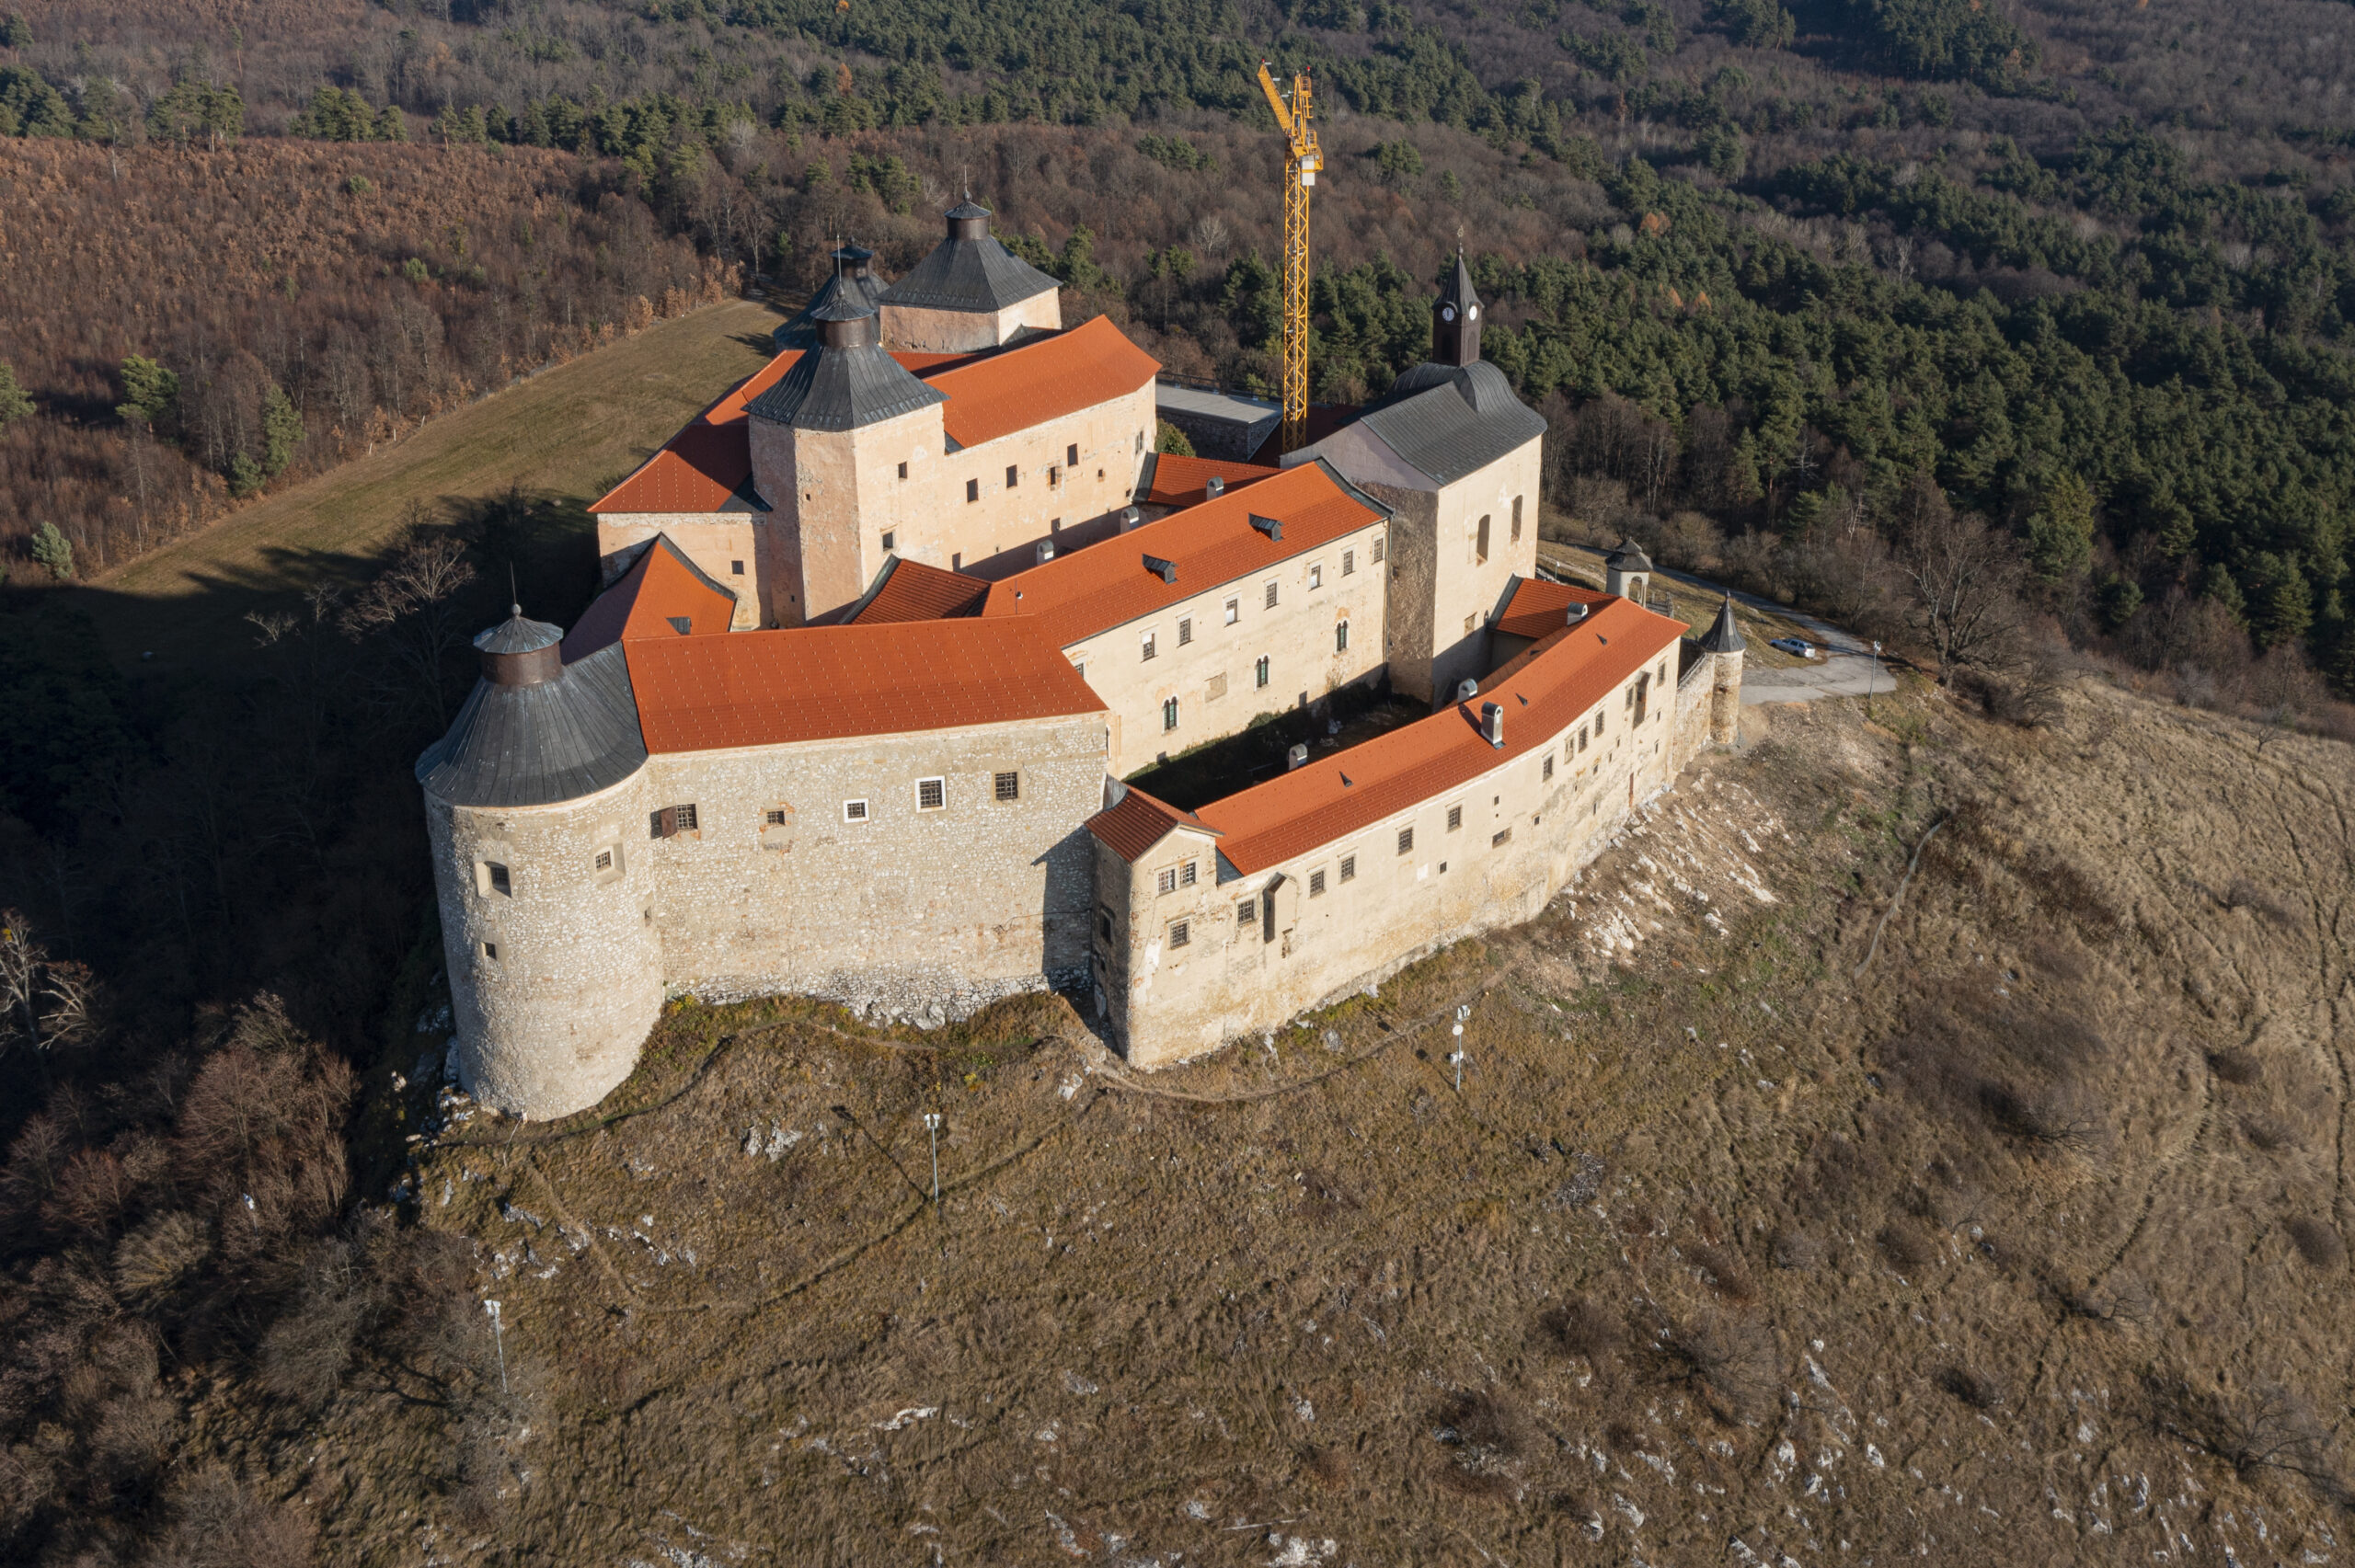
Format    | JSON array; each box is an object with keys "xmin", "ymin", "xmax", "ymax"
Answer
[{"xmin": 1431, "ymin": 249, "xmax": 1482, "ymax": 368}]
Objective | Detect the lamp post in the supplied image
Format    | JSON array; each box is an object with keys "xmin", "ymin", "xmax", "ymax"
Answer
[{"xmin": 923, "ymin": 1113, "xmax": 943, "ymax": 1207}]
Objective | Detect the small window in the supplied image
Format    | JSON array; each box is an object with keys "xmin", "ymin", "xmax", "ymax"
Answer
[
  {"xmin": 1447, "ymin": 805, "xmax": 1463, "ymax": 832},
  {"xmin": 1476, "ymin": 513, "xmax": 1490, "ymax": 565},
  {"xmin": 485, "ymin": 862, "xmax": 511, "ymax": 897},
  {"xmin": 916, "ymin": 777, "xmax": 946, "ymax": 811},
  {"xmin": 1342, "ymin": 548, "xmax": 1355, "ymax": 576},
  {"xmin": 1578, "ymin": 726, "xmax": 1589, "ymax": 753},
  {"xmin": 1339, "ymin": 854, "xmax": 1356, "ymax": 882},
  {"xmin": 952, "ymin": 553, "xmax": 962, "ymax": 569},
  {"xmin": 1142, "ymin": 630, "xmax": 1157, "ymax": 661},
  {"xmin": 1595, "ymin": 707, "xmax": 1606, "ymax": 735},
  {"xmin": 1067, "ymin": 442, "xmax": 1079, "ymax": 467},
  {"xmin": 1074, "ymin": 661, "xmax": 1086, "ymax": 680},
  {"xmin": 1168, "ymin": 920, "xmax": 1190, "ymax": 948},
  {"xmin": 1543, "ymin": 753, "xmax": 1555, "ymax": 781},
  {"xmin": 1005, "ymin": 464, "xmax": 1018, "ymax": 488},
  {"xmin": 1372, "ymin": 535, "xmax": 1385, "ymax": 565},
  {"xmin": 1309, "ymin": 868, "xmax": 1327, "ymax": 897},
  {"xmin": 966, "ymin": 478, "xmax": 980, "ymax": 503},
  {"xmin": 1264, "ymin": 581, "xmax": 1279, "ymax": 610},
  {"xmin": 1465, "ymin": 613, "xmax": 1477, "ymax": 635},
  {"xmin": 1511, "ymin": 495, "xmax": 1523, "ymax": 541},
  {"xmin": 1178, "ymin": 617, "xmax": 1193, "ymax": 647},
  {"xmin": 898, "ymin": 461, "xmax": 909, "ymax": 479},
  {"xmin": 764, "ymin": 809, "xmax": 787, "ymax": 827},
  {"xmin": 881, "ymin": 531, "xmax": 895, "ymax": 553},
  {"xmin": 1396, "ymin": 826, "xmax": 1414, "ymax": 855},
  {"xmin": 594, "ymin": 848, "xmax": 614, "ymax": 872},
  {"xmin": 1157, "ymin": 866, "xmax": 1178, "ymax": 896},
  {"xmin": 481, "ymin": 940, "xmax": 499, "ymax": 962},
  {"xmin": 1181, "ymin": 861, "xmax": 1198, "ymax": 887},
  {"xmin": 1098, "ymin": 909, "xmax": 1114, "ymax": 940},
  {"xmin": 844, "ymin": 798, "xmax": 869, "ymax": 822},
  {"xmin": 1254, "ymin": 655, "xmax": 1270, "ymax": 689},
  {"xmin": 677, "ymin": 804, "xmax": 697, "ymax": 830},
  {"xmin": 1309, "ymin": 563, "xmax": 1323, "ymax": 589},
  {"xmin": 1492, "ymin": 827, "xmax": 1513, "ymax": 848},
  {"xmin": 1049, "ymin": 464, "xmax": 1062, "ymax": 489},
  {"xmin": 1236, "ymin": 897, "xmax": 1257, "ymax": 924},
  {"xmin": 1659, "ymin": 661, "xmax": 1670, "ymax": 686},
  {"xmin": 1163, "ymin": 696, "xmax": 1180, "ymax": 731},
  {"xmin": 1224, "ymin": 597, "xmax": 1240, "ymax": 625},
  {"xmin": 1335, "ymin": 621, "xmax": 1350, "ymax": 653},
  {"xmin": 1136, "ymin": 430, "xmax": 1145, "ymax": 452},
  {"xmin": 1051, "ymin": 517, "xmax": 1062, "ymax": 532},
  {"xmin": 730, "ymin": 559, "xmax": 745, "ymax": 576},
  {"xmin": 994, "ymin": 771, "xmax": 1019, "ymax": 802}
]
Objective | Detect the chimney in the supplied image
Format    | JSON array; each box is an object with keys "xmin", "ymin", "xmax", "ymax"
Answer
[
  {"xmin": 1287, "ymin": 743, "xmax": 1309, "ymax": 770},
  {"xmin": 1037, "ymin": 540, "xmax": 1055, "ymax": 564},
  {"xmin": 1205, "ymin": 475, "xmax": 1224, "ymax": 498},
  {"xmin": 1455, "ymin": 677, "xmax": 1479, "ymax": 704},
  {"xmin": 1481, "ymin": 702, "xmax": 1504, "ymax": 749}
]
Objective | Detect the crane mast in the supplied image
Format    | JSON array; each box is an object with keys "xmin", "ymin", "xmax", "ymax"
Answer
[{"xmin": 1255, "ymin": 61, "xmax": 1318, "ymax": 454}]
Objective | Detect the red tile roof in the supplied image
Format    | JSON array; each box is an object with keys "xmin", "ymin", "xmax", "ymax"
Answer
[
  {"xmin": 1195, "ymin": 595, "xmax": 1684, "ymax": 874},
  {"xmin": 925, "ymin": 315, "xmax": 1159, "ymax": 451},
  {"xmin": 974, "ymin": 462, "xmax": 1387, "ymax": 649},
  {"xmin": 562, "ymin": 537, "xmax": 739, "ymax": 660},
  {"xmin": 842, "ymin": 556, "xmax": 988, "ymax": 625},
  {"xmin": 1493, "ymin": 576, "xmax": 1614, "ymax": 642},
  {"xmin": 623, "ymin": 618, "xmax": 1105, "ymax": 754},
  {"xmin": 1141, "ymin": 452, "xmax": 1281, "ymax": 509},
  {"xmin": 1085, "ymin": 784, "xmax": 1221, "ymax": 864},
  {"xmin": 592, "ymin": 319, "xmax": 1155, "ymax": 513}
]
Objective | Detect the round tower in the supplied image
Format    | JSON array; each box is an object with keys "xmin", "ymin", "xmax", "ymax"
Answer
[
  {"xmin": 416, "ymin": 609, "xmax": 664, "ymax": 1120},
  {"xmin": 1603, "ymin": 538, "xmax": 1653, "ymax": 602},
  {"xmin": 1694, "ymin": 592, "xmax": 1746, "ymax": 746}
]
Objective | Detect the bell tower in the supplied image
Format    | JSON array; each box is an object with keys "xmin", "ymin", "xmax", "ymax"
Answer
[{"xmin": 1431, "ymin": 252, "xmax": 1482, "ymax": 368}]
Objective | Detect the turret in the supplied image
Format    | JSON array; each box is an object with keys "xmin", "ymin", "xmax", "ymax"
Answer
[
  {"xmin": 879, "ymin": 196, "xmax": 1063, "ymax": 352},
  {"xmin": 415, "ymin": 609, "xmax": 664, "ymax": 1119},
  {"xmin": 1603, "ymin": 538, "xmax": 1652, "ymax": 602},
  {"xmin": 1431, "ymin": 253, "xmax": 1483, "ymax": 368},
  {"xmin": 1693, "ymin": 592, "xmax": 1745, "ymax": 746}
]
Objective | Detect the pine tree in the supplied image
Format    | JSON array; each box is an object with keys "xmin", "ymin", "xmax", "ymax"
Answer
[
  {"xmin": 29, "ymin": 521, "xmax": 72, "ymax": 579},
  {"xmin": 115, "ymin": 356, "xmax": 178, "ymax": 432},
  {"xmin": 261, "ymin": 384, "xmax": 303, "ymax": 476},
  {"xmin": 0, "ymin": 361, "xmax": 30, "ymax": 430}
]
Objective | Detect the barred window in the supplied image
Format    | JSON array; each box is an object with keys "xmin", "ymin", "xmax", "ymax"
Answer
[
  {"xmin": 1308, "ymin": 869, "xmax": 1327, "ymax": 897},
  {"xmin": 1163, "ymin": 697, "xmax": 1179, "ymax": 731},
  {"xmin": 486, "ymin": 862, "xmax": 511, "ymax": 896},
  {"xmin": 1142, "ymin": 630, "xmax": 1157, "ymax": 661},
  {"xmin": 1372, "ymin": 535, "xmax": 1384, "ymax": 565},
  {"xmin": 1543, "ymin": 753, "xmax": 1555, "ymax": 781},
  {"xmin": 594, "ymin": 849, "xmax": 613, "ymax": 872},
  {"xmin": 1178, "ymin": 617, "xmax": 1193, "ymax": 646},
  {"xmin": 1168, "ymin": 920, "xmax": 1190, "ymax": 948},
  {"xmin": 844, "ymin": 799, "xmax": 869, "ymax": 822},
  {"xmin": 676, "ymin": 804, "xmax": 698, "ymax": 830},
  {"xmin": 1342, "ymin": 548, "xmax": 1355, "ymax": 576},
  {"xmin": 994, "ymin": 771, "xmax": 1020, "ymax": 802},
  {"xmin": 1578, "ymin": 726, "xmax": 1590, "ymax": 752},
  {"xmin": 1396, "ymin": 827, "xmax": 1414, "ymax": 855},
  {"xmin": 1236, "ymin": 897, "xmax": 1257, "ymax": 924},
  {"xmin": 1264, "ymin": 580, "xmax": 1279, "ymax": 610},
  {"xmin": 1339, "ymin": 854, "xmax": 1356, "ymax": 882},
  {"xmin": 764, "ymin": 808, "xmax": 787, "ymax": 826},
  {"xmin": 1157, "ymin": 866, "xmax": 1178, "ymax": 895},
  {"xmin": 916, "ymin": 777, "xmax": 946, "ymax": 811},
  {"xmin": 1595, "ymin": 707, "xmax": 1606, "ymax": 735},
  {"xmin": 1446, "ymin": 804, "xmax": 1463, "ymax": 832},
  {"xmin": 1181, "ymin": 861, "xmax": 1198, "ymax": 887},
  {"xmin": 1492, "ymin": 828, "xmax": 1513, "ymax": 848}
]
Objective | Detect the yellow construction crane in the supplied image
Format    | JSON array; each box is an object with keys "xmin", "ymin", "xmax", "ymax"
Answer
[{"xmin": 1255, "ymin": 61, "xmax": 1319, "ymax": 453}]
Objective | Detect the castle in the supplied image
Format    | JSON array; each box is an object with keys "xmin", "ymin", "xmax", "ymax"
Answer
[{"xmin": 416, "ymin": 201, "xmax": 1745, "ymax": 1119}]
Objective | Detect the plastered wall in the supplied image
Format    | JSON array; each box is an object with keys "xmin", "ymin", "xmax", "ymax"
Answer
[
  {"xmin": 595, "ymin": 521, "xmax": 762, "ymax": 628},
  {"xmin": 1352, "ymin": 441, "xmax": 1542, "ymax": 704},
  {"xmin": 883, "ymin": 292, "xmax": 1063, "ymax": 354}
]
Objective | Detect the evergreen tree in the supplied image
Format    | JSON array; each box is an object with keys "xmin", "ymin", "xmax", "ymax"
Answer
[
  {"xmin": 2025, "ymin": 473, "xmax": 2097, "ymax": 585},
  {"xmin": 0, "ymin": 361, "xmax": 30, "ymax": 430},
  {"xmin": 115, "ymin": 356, "xmax": 178, "ymax": 433},
  {"xmin": 29, "ymin": 521, "xmax": 72, "ymax": 578},
  {"xmin": 261, "ymin": 384, "xmax": 303, "ymax": 476}
]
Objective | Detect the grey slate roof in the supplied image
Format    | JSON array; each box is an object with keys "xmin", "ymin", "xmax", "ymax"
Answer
[
  {"xmin": 1438, "ymin": 253, "xmax": 1478, "ymax": 315},
  {"xmin": 880, "ymin": 225, "xmax": 1060, "ymax": 314},
  {"xmin": 745, "ymin": 330, "xmax": 947, "ymax": 432},
  {"xmin": 475, "ymin": 612, "xmax": 563, "ymax": 655},
  {"xmin": 415, "ymin": 642, "xmax": 649, "ymax": 807},
  {"xmin": 1605, "ymin": 537, "xmax": 1654, "ymax": 572},
  {"xmin": 772, "ymin": 265, "xmax": 891, "ymax": 350},
  {"xmin": 1694, "ymin": 594, "xmax": 1747, "ymax": 654},
  {"xmin": 1350, "ymin": 359, "xmax": 1546, "ymax": 486}
]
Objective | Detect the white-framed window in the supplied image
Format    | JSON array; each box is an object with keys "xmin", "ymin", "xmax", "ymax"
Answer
[
  {"xmin": 1157, "ymin": 866, "xmax": 1178, "ymax": 895},
  {"xmin": 1309, "ymin": 867, "xmax": 1327, "ymax": 897},
  {"xmin": 844, "ymin": 798, "xmax": 870, "ymax": 823},
  {"xmin": 1372, "ymin": 535, "xmax": 1385, "ymax": 565},
  {"xmin": 1309, "ymin": 562, "xmax": 1323, "ymax": 589},
  {"xmin": 1264, "ymin": 580, "xmax": 1279, "ymax": 610},
  {"xmin": 1181, "ymin": 860, "xmax": 1198, "ymax": 887},
  {"xmin": 916, "ymin": 777, "xmax": 947, "ymax": 811},
  {"xmin": 1178, "ymin": 617, "xmax": 1193, "ymax": 646},
  {"xmin": 1142, "ymin": 630, "xmax": 1157, "ymax": 661},
  {"xmin": 1342, "ymin": 548, "xmax": 1355, "ymax": 576},
  {"xmin": 1336, "ymin": 621, "xmax": 1350, "ymax": 653},
  {"xmin": 1163, "ymin": 697, "xmax": 1179, "ymax": 731},
  {"xmin": 1224, "ymin": 596, "xmax": 1239, "ymax": 625},
  {"xmin": 1339, "ymin": 853, "xmax": 1356, "ymax": 882}
]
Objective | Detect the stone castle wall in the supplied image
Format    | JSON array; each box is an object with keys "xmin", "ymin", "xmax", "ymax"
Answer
[{"xmin": 883, "ymin": 292, "xmax": 1063, "ymax": 354}]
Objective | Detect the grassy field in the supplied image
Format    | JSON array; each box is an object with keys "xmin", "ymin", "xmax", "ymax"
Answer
[
  {"xmin": 78, "ymin": 296, "xmax": 786, "ymax": 672},
  {"xmin": 262, "ymin": 676, "xmax": 2351, "ymax": 1564}
]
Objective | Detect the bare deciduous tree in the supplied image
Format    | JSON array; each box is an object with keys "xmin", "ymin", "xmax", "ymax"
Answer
[
  {"xmin": 0, "ymin": 910, "xmax": 95, "ymax": 1058},
  {"xmin": 1890, "ymin": 472, "xmax": 2028, "ymax": 683},
  {"xmin": 339, "ymin": 528, "xmax": 479, "ymax": 725}
]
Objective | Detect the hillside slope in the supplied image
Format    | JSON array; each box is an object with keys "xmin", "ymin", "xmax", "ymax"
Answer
[{"xmin": 244, "ymin": 677, "xmax": 2352, "ymax": 1562}]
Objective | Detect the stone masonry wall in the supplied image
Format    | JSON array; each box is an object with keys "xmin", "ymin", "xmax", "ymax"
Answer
[
  {"xmin": 1349, "ymin": 441, "xmax": 1541, "ymax": 704},
  {"xmin": 640, "ymin": 711, "xmax": 1109, "ymax": 1024},
  {"xmin": 1058, "ymin": 514, "xmax": 1390, "ymax": 774},
  {"xmin": 426, "ymin": 769, "xmax": 667, "ymax": 1119},
  {"xmin": 750, "ymin": 401, "xmax": 947, "ymax": 625},
  {"xmin": 883, "ymin": 292, "xmax": 1063, "ymax": 354}
]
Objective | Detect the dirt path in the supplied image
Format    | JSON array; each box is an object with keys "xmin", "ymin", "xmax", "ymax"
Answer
[{"xmin": 77, "ymin": 296, "xmax": 784, "ymax": 673}]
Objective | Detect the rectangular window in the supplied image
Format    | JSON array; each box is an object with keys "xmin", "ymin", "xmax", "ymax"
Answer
[
  {"xmin": 1254, "ymin": 655, "xmax": 1270, "ymax": 689},
  {"xmin": 1476, "ymin": 514, "xmax": 1490, "ymax": 565},
  {"xmin": 485, "ymin": 862, "xmax": 511, "ymax": 896},
  {"xmin": 880, "ymin": 532, "xmax": 895, "ymax": 554},
  {"xmin": 1098, "ymin": 910, "xmax": 1114, "ymax": 940},
  {"xmin": 764, "ymin": 809, "xmax": 787, "ymax": 827},
  {"xmin": 1068, "ymin": 443, "xmax": 1080, "ymax": 467},
  {"xmin": 1309, "ymin": 868, "xmax": 1327, "ymax": 898},
  {"xmin": 1264, "ymin": 581, "xmax": 1279, "ymax": 609},
  {"xmin": 1181, "ymin": 861, "xmax": 1198, "ymax": 887},
  {"xmin": 1049, "ymin": 464, "xmax": 1062, "ymax": 489},
  {"xmin": 844, "ymin": 798, "xmax": 869, "ymax": 822},
  {"xmin": 1142, "ymin": 630, "xmax": 1157, "ymax": 661},
  {"xmin": 1372, "ymin": 535, "xmax": 1384, "ymax": 565},
  {"xmin": 1511, "ymin": 495, "xmax": 1523, "ymax": 541},
  {"xmin": 1447, "ymin": 805, "xmax": 1463, "ymax": 831},
  {"xmin": 481, "ymin": 941, "xmax": 499, "ymax": 962},
  {"xmin": 1578, "ymin": 726, "xmax": 1590, "ymax": 752},
  {"xmin": 1309, "ymin": 563, "xmax": 1323, "ymax": 589},
  {"xmin": 1543, "ymin": 753, "xmax": 1555, "ymax": 781},
  {"xmin": 1492, "ymin": 828, "xmax": 1513, "ymax": 848},
  {"xmin": 898, "ymin": 461, "xmax": 909, "ymax": 479},
  {"xmin": 658, "ymin": 803, "xmax": 697, "ymax": 833},
  {"xmin": 1136, "ymin": 430, "xmax": 1145, "ymax": 452},
  {"xmin": 1163, "ymin": 696, "xmax": 1180, "ymax": 731},
  {"xmin": 952, "ymin": 553, "xmax": 962, "ymax": 569},
  {"xmin": 966, "ymin": 478, "xmax": 979, "ymax": 502},
  {"xmin": 1236, "ymin": 897, "xmax": 1257, "ymax": 924},
  {"xmin": 916, "ymin": 777, "xmax": 946, "ymax": 811},
  {"xmin": 994, "ymin": 771, "xmax": 1019, "ymax": 802},
  {"xmin": 1051, "ymin": 517, "xmax": 1063, "ymax": 532},
  {"xmin": 1005, "ymin": 464, "xmax": 1018, "ymax": 488},
  {"xmin": 1224, "ymin": 597, "xmax": 1240, "ymax": 624},
  {"xmin": 1659, "ymin": 661, "xmax": 1670, "ymax": 686},
  {"xmin": 1339, "ymin": 854, "xmax": 1356, "ymax": 882},
  {"xmin": 1595, "ymin": 707, "xmax": 1605, "ymax": 735},
  {"xmin": 1396, "ymin": 826, "xmax": 1414, "ymax": 854},
  {"xmin": 594, "ymin": 848, "xmax": 614, "ymax": 872},
  {"xmin": 1178, "ymin": 617, "xmax": 1193, "ymax": 646},
  {"xmin": 1335, "ymin": 621, "xmax": 1350, "ymax": 653},
  {"xmin": 1157, "ymin": 866, "xmax": 1178, "ymax": 896},
  {"xmin": 1168, "ymin": 919, "xmax": 1190, "ymax": 948},
  {"xmin": 1342, "ymin": 548, "xmax": 1355, "ymax": 577},
  {"xmin": 730, "ymin": 559, "xmax": 745, "ymax": 576}
]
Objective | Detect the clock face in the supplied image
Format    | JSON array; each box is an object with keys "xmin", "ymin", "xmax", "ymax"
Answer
[
  {"xmin": 1467, "ymin": 304, "xmax": 1479, "ymax": 320},
  {"xmin": 1440, "ymin": 305, "xmax": 1456, "ymax": 322}
]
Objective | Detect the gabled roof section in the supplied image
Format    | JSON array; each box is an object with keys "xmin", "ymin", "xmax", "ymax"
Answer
[
  {"xmin": 1086, "ymin": 783, "xmax": 1221, "ymax": 864},
  {"xmin": 1195, "ymin": 595, "xmax": 1684, "ymax": 874},
  {"xmin": 623, "ymin": 619, "xmax": 1105, "ymax": 754},
  {"xmin": 1136, "ymin": 452, "xmax": 1281, "ymax": 509},
  {"xmin": 1337, "ymin": 359, "xmax": 1546, "ymax": 486},
  {"xmin": 1493, "ymin": 575, "xmax": 1613, "ymax": 642},
  {"xmin": 841, "ymin": 555, "xmax": 989, "ymax": 625},
  {"xmin": 881, "ymin": 219, "xmax": 1062, "ymax": 314},
  {"xmin": 562, "ymin": 537, "xmax": 740, "ymax": 660},
  {"xmin": 974, "ymin": 460, "xmax": 1389, "ymax": 649},
  {"xmin": 921, "ymin": 315, "xmax": 1159, "ymax": 451}
]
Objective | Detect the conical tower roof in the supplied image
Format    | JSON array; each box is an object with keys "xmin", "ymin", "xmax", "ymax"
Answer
[
  {"xmin": 1694, "ymin": 594, "xmax": 1746, "ymax": 653},
  {"xmin": 1605, "ymin": 537, "xmax": 1654, "ymax": 572}
]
